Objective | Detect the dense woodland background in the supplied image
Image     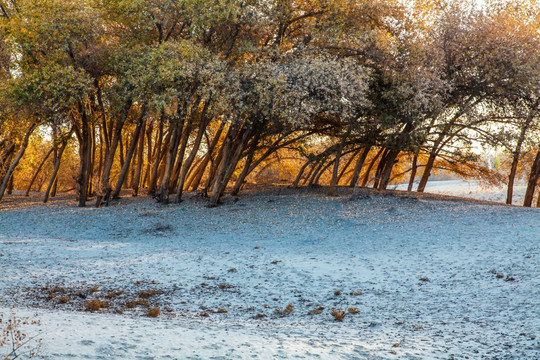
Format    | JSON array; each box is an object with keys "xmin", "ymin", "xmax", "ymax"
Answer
[{"xmin": 0, "ymin": 0, "xmax": 538, "ymax": 207}]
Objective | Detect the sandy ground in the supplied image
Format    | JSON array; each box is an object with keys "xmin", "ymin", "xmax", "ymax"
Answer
[{"xmin": 0, "ymin": 185, "xmax": 539, "ymax": 359}]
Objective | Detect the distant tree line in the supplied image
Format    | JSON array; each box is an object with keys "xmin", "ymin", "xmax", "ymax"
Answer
[{"xmin": 0, "ymin": 0, "xmax": 538, "ymax": 207}]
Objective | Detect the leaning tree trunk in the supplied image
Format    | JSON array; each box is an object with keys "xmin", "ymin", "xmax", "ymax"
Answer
[
  {"xmin": 506, "ymin": 114, "xmax": 534, "ymax": 204},
  {"xmin": 523, "ymin": 149, "xmax": 540, "ymax": 207},
  {"xmin": 208, "ymin": 122, "xmax": 248, "ymax": 207},
  {"xmin": 0, "ymin": 142, "xmax": 15, "ymax": 176},
  {"xmin": 349, "ymin": 146, "xmax": 371, "ymax": 188},
  {"xmin": 377, "ymin": 149, "xmax": 400, "ymax": 190},
  {"xmin": 372, "ymin": 148, "xmax": 390, "ymax": 189},
  {"xmin": 359, "ymin": 147, "xmax": 384, "ymax": 188},
  {"xmin": 231, "ymin": 131, "xmax": 261, "ymax": 196},
  {"xmin": 96, "ymin": 99, "xmax": 132, "ymax": 207},
  {"xmin": 175, "ymin": 116, "xmax": 211, "ymax": 202},
  {"xmin": 25, "ymin": 147, "xmax": 54, "ymax": 196},
  {"xmin": 148, "ymin": 119, "xmax": 166, "ymax": 196},
  {"xmin": 159, "ymin": 121, "xmax": 183, "ymax": 204},
  {"xmin": 132, "ymin": 120, "xmax": 147, "ymax": 197},
  {"xmin": 328, "ymin": 123, "xmax": 353, "ymax": 196},
  {"xmin": 188, "ymin": 121, "xmax": 226, "ymax": 191},
  {"xmin": 407, "ymin": 149, "xmax": 419, "ymax": 192},
  {"xmin": 44, "ymin": 135, "xmax": 70, "ymax": 203},
  {"xmin": 337, "ymin": 149, "xmax": 361, "ymax": 184},
  {"xmin": 76, "ymin": 106, "xmax": 92, "ymax": 208},
  {"xmin": 112, "ymin": 119, "xmax": 145, "ymax": 199},
  {"xmin": 0, "ymin": 124, "xmax": 36, "ymax": 202}
]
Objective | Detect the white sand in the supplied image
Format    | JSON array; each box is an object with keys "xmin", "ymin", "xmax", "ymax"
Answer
[{"xmin": 1, "ymin": 187, "xmax": 539, "ymax": 359}]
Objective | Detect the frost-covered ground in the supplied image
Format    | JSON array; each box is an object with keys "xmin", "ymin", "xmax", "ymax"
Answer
[{"xmin": 0, "ymin": 185, "xmax": 539, "ymax": 359}]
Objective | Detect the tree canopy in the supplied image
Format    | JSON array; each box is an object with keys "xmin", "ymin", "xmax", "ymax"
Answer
[{"xmin": 0, "ymin": 0, "xmax": 538, "ymax": 206}]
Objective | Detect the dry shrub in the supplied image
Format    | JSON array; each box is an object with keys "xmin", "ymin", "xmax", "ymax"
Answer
[
  {"xmin": 330, "ymin": 309, "xmax": 346, "ymax": 322},
  {"xmin": 138, "ymin": 289, "xmax": 158, "ymax": 299},
  {"xmin": 199, "ymin": 312, "xmax": 210, "ymax": 317},
  {"xmin": 284, "ymin": 303, "xmax": 294, "ymax": 314},
  {"xmin": 217, "ymin": 307, "xmax": 228, "ymax": 313},
  {"xmin": 58, "ymin": 296, "xmax": 70, "ymax": 304},
  {"xmin": 309, "ymin": 306, "xmax": 325, "ymax": 315},
  {"xmin": 89, "ymin": 285, "xmax": 100, "ymax": 293},
  {"xmin": 105, "ymin": 290, "xmax": 124, "ymax": 299},
  {"xmin": 124, "ymin": 299, "xmax": 150, "ymax": 308},
  {"xmin": 347, "ymin": 307, "xmax": 360, "ymax": 314},
  {"xmin": 254, "ymin": 313, "xmax": 266, "ymax": 319},
  {"xmin": 84, "ymin": 299, "xmax": 109, "ymax": 312},
  {"xmin": 147, "ymin": 307, "xmax": 161, "ymax": 318},
  {"xmin": 334, "ymin": 290, "xmax": 341, "ymax": 296}
]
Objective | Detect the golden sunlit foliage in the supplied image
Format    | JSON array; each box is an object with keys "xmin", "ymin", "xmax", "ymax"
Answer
[{"xmin": 0, "ymin": 0, "xmax": 538, "ymax": 206}]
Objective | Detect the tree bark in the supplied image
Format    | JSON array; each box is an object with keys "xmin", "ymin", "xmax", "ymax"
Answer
[
  {"xmin": 44, "ymin": 133, "xmax": 71, "ymax": 203},
  {"xmin": 132, "ymin": 120, "xmax": 147, "ymax": 197},
  {"xmin": 112, "ymin": 113, "xmax": 146, "ymax": 199},
  {"xmin": 407, "ymin": 149, "xmax": 419, "ymax": 192},
  {"xmin": 360, "ymin": 147, "xmax": 384, "ymax": 188},
  {"xmin": 77, "ymin": 104, "xmax": 92, "ymax": 207},
  {"xmin": 328, "ymin": 123, "xmax": 352, "ymax": 196},
  {"xmin": 158, "ymin": 120, "xmax": 183, "ymax": 204},
  {"xmin": 148, "ymin": 118, "xmax": 166, "ymax": 195},
  {"xmin": 523, "ymin": 149, "xmax": 540, "ymax": 207},
  {"xmin": 25, "ymin": 147, "xmax": 54, "ymax": 196},
  {"xmin": 349, "ymin": 146, "xmax": 370, "ymax": 188},
  {"xmin": 96, "ymin": 98, "xmax": 132, "ymax": 207},
  {"xmin": 175, "ymin": 113, "xmax": 211, "ymax": 202},
  {"xmin": 0, "ymin": 124, "xmax": 35, "ymax": 202},
  {"xmin": 188, "ymin": 121, "xmax": 226, "ymax": 191},
  {"xmin": 506, "ymin": 112, "xmax": 534, "ymax": 204}
]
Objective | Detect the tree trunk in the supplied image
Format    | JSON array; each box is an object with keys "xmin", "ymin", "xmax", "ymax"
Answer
[
  {"xmin": 207, "ymin": 122, "xmax": 247, "ymax": 207},
  {"xmin": 523, "ymin": 149, "xmax": 540, "ymax": 207},
  {"xmin": 44, "ymin": 136, "xmax": 70, "ymax": 203},
  {"xmin": 158, "ymin": 121, "xmax": 182, "ymax": 204},
  {"xmin": 77, "ymin": 106, "xmax": 92, "ymax": 207},
  {"xmin": 170, "ymin": 118, "xmax": 193, "ymax": 193},
  {"xmin": 25, "ymin": 147, "xmax": 54, "ymax": 196},
  {"xmin": 188, "ymin": 121, "xmax": 226, "ymax": 191},
  {"xmin": 360, "ymin": 147, "xmax": 384, "ymax": 188},
  {"xmin": 293, "ymin": 159, "xmax": 312, "ymax": 188},
  {"xmin": 377, "ymin": 149, "xmax": 400, "ymax": 190},
  {"xmin": 328, "ymin": 123, "xmax": 352, "ymax": 196},
  {"xmin": 349, "ymin": 146, "xmax": 370, "ymax": 188},
  {"xmin": 231, "ymin": 132, "xmax": 261, "ymax": 196},
  {"xmin": 148, "ymin": 119, "xmax": 165, "ymax": 195},
  {"xmin": 407, "ymin": 149, "xmax": 419, "ymax": 192},
  {"xmin": 373, "ymin": 148, "xmax": 390, "ymax": 189},
  {"xmin": 112, "ymin": 116, "xmax": 145, "ymax": 199},
  {"xmin": 337, "ymin": 150, "xmax": 359, "ymax": 184},
  {"xmin": 175, "ymin": 116, "xmax": 210, "ymax": 202},
  {"xmin": 0, "ymin": 124, "xmax": 35, "ymax": 202},
  {"xmin": 132, "ymin": 120, "xmax": 147, "ymax": 197},
  {"xmin": 506, "ymin": 114, "xmax": 534, "ymax": 204},
  {"xmin": 96, "ymin": 99, "xmax": 132, "ymax": 207},
  {"xmin": 141, "ymin": 121, "xmax": 154, "ymax": 191}
]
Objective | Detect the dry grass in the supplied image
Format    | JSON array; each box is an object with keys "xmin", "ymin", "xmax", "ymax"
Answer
[
  {"xmin": 147, "ymin": 307, "xmax": 161, "ymax": 318},
  {"xmin": 330, "ymin": 309, "xmax": 346, "ymax": 322},
  {"xmin": 84, "ymin": 299, "xmax": 109, "ymax": 312},
  {"xmin": 309, "ymin": 306, "xmax": 325, "ymax": 315},
  {"xmin": 138, "ymin": 289, "xmax": 158, "ymax": 299}
]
